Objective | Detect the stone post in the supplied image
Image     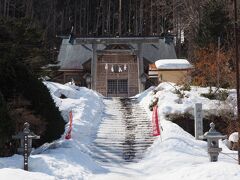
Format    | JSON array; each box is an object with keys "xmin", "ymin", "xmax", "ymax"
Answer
[
  {"xmin": 137, "ymin": 43, "xmax": 144, "ymax": 93},
  {"xmin": 194, "ymin": 103, "xmax": 203, "ymax": 140},
  {"xmin": 91, "ymin": 43, "xmax": 97, "ymax": 90},
  {"xmin": 23, "ymin": 123, "xmax": 30, "ymax": 171},
  {"xmin": 12, "ymin": 122, "xmax": 40, "ymax": 171}
]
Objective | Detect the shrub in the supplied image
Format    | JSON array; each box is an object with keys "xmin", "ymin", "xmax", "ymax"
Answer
[
  {"xmin": 201, "ymin": 87, "xmax": 229, "ymax": 101},
  {"xmin": 0, "ymin": 92, "xmax": 15, "ymax": 156},
  {"xmin": 0, "ymin": 18, "xmax": 65, "ymax": 155},
  {"xmin": 180, "ymin": 83, "xmax": 191, "ymax": 91},
  {"xmin": 166, "ymin": 112, "xmax": 194, "ymax": 135},
  {"xmin": 166, "ymin": 109, "xmax": 234, "ymax": 137},
  {"xmin": 14, "ymin": 63, "xmax": 66, "ymax": 145},
  {"xmin": 173, "ymin": 88, "xmax": 185, "ymax": 99},
  {"xmin": 216, "ymin": 89, "xmax": 229, "ymax": 101},
  {"xmin": 0, "ymin": 61, "xmax": 65, "ymax": 150},
  {"xmin": 192, "ymin": 45, "xmax": 234, "ymax": 88}
]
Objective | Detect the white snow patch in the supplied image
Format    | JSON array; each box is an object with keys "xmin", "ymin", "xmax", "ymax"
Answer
[
  {"xmin": 1, "ymin": 81, "xmax": 239, "ymax": 180},
  {"xmin": 155, "ymin": 59, "xmax": 193, "ymax": 69},
  {"xmin": 0, "ymin": 81, "xmax": 107, "ymax": 179},
  {"xmin": 0, "ymin": 168, "xmax": 55, "ymax": 180},
  {"xmin": 229, "ymin": 132, "xmax": 239, "ymax": 143}
]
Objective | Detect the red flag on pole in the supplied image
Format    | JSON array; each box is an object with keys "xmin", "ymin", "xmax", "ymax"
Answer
[
  {"xmin": 152, "ymin": 105, "xmax": 160, "ymax": 136},
  {"xmin": 65, "ymin": 111, "xmax": 73, "ymax": 140}
]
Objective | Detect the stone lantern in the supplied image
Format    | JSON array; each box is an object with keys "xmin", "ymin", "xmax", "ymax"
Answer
[
  {"xmin": 83, "ymin": 73, "xmax": 91, "ymax": 89},
  {"xmin": 12, "ymin": 122, "xmax": 40, "ymax": 170},
  {"xmin": 200, "ymin": 122, "xmax": 227, "ymax": 162},
  {"xmin": 140, "ymin": 73, "xmax": 148, "ymax": 84}
]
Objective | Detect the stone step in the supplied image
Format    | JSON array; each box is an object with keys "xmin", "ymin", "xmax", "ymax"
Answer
[
  {"xmin": 96, "ymin": 132, "xmax": 153, "ymax": 136},
  {"xmin": 92, "ymin": 142, "xmax": 153, "ymax": 147},
  {"xmin": 89, "ymin": 147, "xmax": 148, "ymax": 155},
  {"xmin": 91, "ymin": 153, "xmax": 144, "ymax": 161},
  {"xmin": 99, "ymin": 123, "xmax": 151, "ymax": 126},
  {"xmin": 92, "ymin": 156, "xmax": 141, "ymax": 164},
  {"xmin": 93, "ymin": 137, "xmax": 155, "ymax": 140},
  {"xmin": 89, "ymin": 98, "xmax": 154, "ymax": 164},
  {"xmin": 92, "ymin": 143, "xmax": 153, "ymax": 148},
  {"xmin": 99, "ymin": 120, "xmax": 150, "ymax": 122},
  {"xmin": 89, "ymin": 150, "xmax": 144, "ymax": 158}
]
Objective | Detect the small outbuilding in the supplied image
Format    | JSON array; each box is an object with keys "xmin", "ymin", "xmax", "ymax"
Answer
[{"xmin": 149, "ymin": 59, "xmax": 193, "ymax": 84}]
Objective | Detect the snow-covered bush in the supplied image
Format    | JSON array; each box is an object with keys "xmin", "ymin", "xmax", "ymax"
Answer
[
  {"xmin": 201, "ymin": 88, "xmax": 229, "ymax": 101},
  {"xmin": 148, "ymin": 89, "xmax": 159, "ymax": 111},
  {"xmin": 229, "ymin": 132, "xmax": 239, "ymax": 150},
  {"xmin": 165, "ymin": 109, "xmax": 235, "ymax": 139},
  {"xmin": 0, "ymin": 62, "xmax": 66, "ymax": 150}
]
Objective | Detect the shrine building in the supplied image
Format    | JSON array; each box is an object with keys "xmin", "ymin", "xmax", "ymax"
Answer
[{"xmin": 56, "ymin": 37, "xmax": 176, "ymax": 97}]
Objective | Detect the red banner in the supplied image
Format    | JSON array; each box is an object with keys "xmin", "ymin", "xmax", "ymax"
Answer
[
  {"xmin": 152, "ymin": 106, "xmax": 160, "ymax": 136},
  {"xmin": 65, "ymin": 111, "xmax": 73, "ymax": 140}
]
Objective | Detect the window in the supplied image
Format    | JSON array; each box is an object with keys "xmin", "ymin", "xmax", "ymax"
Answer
[
  {"xmin": 107, "ymin": 79, "xmax": 128, "ymax": 94},
  {"xmin": 107, "ymin": 80, "xmax": 118, "ymax": 94},
  {"xmin": 118, "ymin": 80, "xmax": 128, "ymax": 93}
]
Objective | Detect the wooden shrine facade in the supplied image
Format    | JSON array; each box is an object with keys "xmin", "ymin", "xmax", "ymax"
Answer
[{"xmin": 57, "ymin": 37, "xmax": 177, "ymax": 97}]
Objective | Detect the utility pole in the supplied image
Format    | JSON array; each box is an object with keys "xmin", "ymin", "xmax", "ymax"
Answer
[
  {"xmin": 233, "ymin": 0, "xmax": 240, "ymax": 165},
  {"xmin": 217, "ymin": 37, "xmax": 220, "ymax": 88},
  {"xmin": 118, "ymin": 0, "xmax": 122, "ymax": 36}
]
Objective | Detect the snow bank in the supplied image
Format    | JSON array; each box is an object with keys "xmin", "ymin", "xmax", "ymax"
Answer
[
  {"xmin": 155, "ymin": 59, "xmax": 193, "ymax": 69},
  {"xmin": 133, "ymin": 83, "xmax": 240, "ymax": 180},
  {"xmin": 229, "ymin": 132, "xmax": 238, "ymax": 142},
  {"xmin": 0, "ymin": 168, "xmax": 55, "ymax": 180},
  {"xmin": 1, "ymin": 81, "xmax": 239, "ymax": 180},
  {"xmin": 0, "ymin": 81, "xmax": 107, "ymax": 179},
  {"xmin": 89, "ymin": 84, "xmax": 239, "ymax": 180},
  {"xmin": 141, "ymin": 82, "xmax": 234, "ymax": 117}
]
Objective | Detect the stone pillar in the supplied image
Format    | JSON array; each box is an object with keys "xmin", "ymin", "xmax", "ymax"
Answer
[
  {"xmin": 137, "ymin": 43, "xmax": 144, "ymax": 93},
  {"xmin": 194, "ymin": 103, "xmax": 203, "ymax": 140},
  {"xmin": 91, "ymin": 44, "xmax": 97, "ymax": 90}
]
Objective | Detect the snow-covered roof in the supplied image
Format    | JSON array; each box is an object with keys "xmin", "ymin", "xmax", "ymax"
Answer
[
  {"xmin": 58, "ymin": 40, "xmax": 106, "ymax": 69},
  {"xmin": 58, "ymin": 38, "xmax": 177, "ymax": 70},
  {"xmin": 155, "ymin": 59, "xmax": 193, "ymax": 70},
  {"xmin": 131, "ymin": 40, "xmax": 177, "ymax": 62}
]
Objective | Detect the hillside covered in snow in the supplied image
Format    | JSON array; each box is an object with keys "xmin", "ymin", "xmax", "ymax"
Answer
[{"xmin": 0, "ymin": 81, "xmax": 239, "ymax": 180}]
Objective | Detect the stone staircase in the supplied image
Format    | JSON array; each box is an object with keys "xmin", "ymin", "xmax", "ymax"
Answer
[{"xmin": 89, "ymin": 97, "xmax": 155, "ymax": 164}]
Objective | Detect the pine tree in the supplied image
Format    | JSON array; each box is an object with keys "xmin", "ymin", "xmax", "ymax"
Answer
[
  {"xmin": 0, "ymin": 91, "xmax": 15, "ymax": 156},
  {"xmin": 0, "ymin": 18, "xmax": 66, "ymax": 154},
  {"xmin": 196, "ymin": 0, "xmax": 231, "ymax": 47}
]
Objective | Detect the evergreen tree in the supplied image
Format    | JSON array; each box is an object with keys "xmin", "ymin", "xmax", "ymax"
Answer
[
  {"xmin": 0, "ymin": 91, "xmax": 15, "ymax": 156},
  {"xmin": 196, "ymin": 0, "xmax": 231, "ymax": 47},
  {"xmin": 0, "ymin": 18, "xmax": 65, "ymax": 154},
  {"xmin": 0, "ymin": 18, "xmax": 48, "ymax": 75}
]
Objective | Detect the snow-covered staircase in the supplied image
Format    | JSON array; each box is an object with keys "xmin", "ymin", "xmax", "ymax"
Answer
[{"xmin": 89, "ymin": 98, "xmax": 155, "ymax": 164}]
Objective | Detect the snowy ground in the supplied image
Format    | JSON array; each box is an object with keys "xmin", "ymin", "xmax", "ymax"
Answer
[{"xmin": 0, "ymin": 81, "xmax": 240, "ymax": 180}]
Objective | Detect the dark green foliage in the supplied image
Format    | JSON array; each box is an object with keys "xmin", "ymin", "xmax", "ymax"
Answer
[
  {"xmin": 180, "ymin": 84, "xmax": 191, "ymax": 91},
  {"xmin": 0, "ymin": 92, "xmax": 14, "ymax": 135},
  {"xmin": 0, "ymin": 18, "xmax": 65, "ymax": 151},
  {"xmin": 14, "ymin": 63, "xmax": 66, "ymax": 144},
  {"xmin": 173, "ymin": 88, "xmax": 185, "ymax": 99},
  {"xmin": 0, "ymin": 60, "xmax": 65, "ymax": 147},
  {"xmin": 201, "ymin": 88, "xmax": 229, "ymax": 101},
  {"xmin": 0, "ymin": 91, "xmax": 15, "ymax": 156},
  {"xmin": 166, "ymin": 110, "xmax": 234, "ymax": 136},
  {"xmin": 0, "ymin": 59, "xmax": 17, "ymax": 98},
  {"xmin": 216, "ymin": 90, "xmax": 229, "ymax": 101},
  {"xmin": 200, "ymin": 92, "xmax": 216, "ymax": 100},
  {"xmin": 196, "ymin": 0, "xmax": 232, "ymax": 47},
  {"xmin": 0, "ymin": 18, "xmax": 48, "ymax": 74},
  {"xmin": 166, "ymin": 112, "xmax": 195, "ymax": 135}
]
